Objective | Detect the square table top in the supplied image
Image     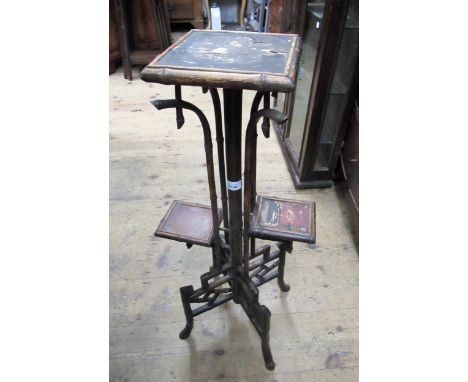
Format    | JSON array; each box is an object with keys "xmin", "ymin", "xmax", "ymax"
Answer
[
  {"xmin": 154, "ymin": 200, "xmax": 222, "ymax": 247},
  {"xmin": 141, "ymin": 29, "xmax": 302, "ymax": 92},
  {"xmin": 250, "ymin": 195, "xmax": 316, "ymax": 244}
]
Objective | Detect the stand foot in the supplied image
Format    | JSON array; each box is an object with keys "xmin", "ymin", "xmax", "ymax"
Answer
[
  {"xmin": 260, "ymin": 305, "xmax": 276, "ymax": 370},
  {"xmin": 262, "ymin": 343, "xmax": 276, "ymax": 370},
  {"xmin": 277, "ymin": 277, "xmax": 290, "ymax": 292},
  {"xmin": 179, "ymin": 323, "xmax": 193, "ymax": 340},
  {"xmin": 179, "ymin": 285, "xmax": 194, "ymax": 339}
]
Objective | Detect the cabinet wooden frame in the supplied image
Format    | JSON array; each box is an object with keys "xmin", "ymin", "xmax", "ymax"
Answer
[
  {"xmin": 113, "ymin": 0, "xmax": 172, "ymax": 80},
  {"xmin": 167, "ymin": 0, "xmax": 205, "ymax": 29},
  {"xmin": 273, "ymin": 0, "xmax": 358, "ymax": 188}
]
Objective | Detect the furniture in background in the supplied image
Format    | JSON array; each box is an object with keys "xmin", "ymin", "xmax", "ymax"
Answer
[
  {"xmin": 141, "ymin": 29, "xmax": 316, "ymax": 370},
  {"xmin": 206, "ymin": 0, "xmax": 244, "ymax": 28},
  {"xmin": 244, "ymin": 0, "xmax": 269, "ymax": 31},
  {"xmin": 340, "ymin": 99, "xmax": 358, "ymax": 243},
  {"xmin": 242, "ymin": 0, "xmax": 295, "ymax": 33},
  {"xmin": 273, "ymin": 0, "xmax": 358, "ymax": 188},
  {"xmin": 109, "ymin": 0, "xmax": 122, "ymax": 74},
  {"xmin": 167, "ymin": 0, "xmax": 205, "ymax": 29},
  {"xmin": 267, "ymin": 0, "xmax": 295, "ymax": 33},
  {"xmin": 113, "ymin": 0, "xmax": 172, "ymax": 80}
]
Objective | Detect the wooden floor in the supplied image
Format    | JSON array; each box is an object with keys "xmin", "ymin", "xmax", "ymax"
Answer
[{"xmin": 109, "ymin": 68, "xmax": 359, "ymax": 382}]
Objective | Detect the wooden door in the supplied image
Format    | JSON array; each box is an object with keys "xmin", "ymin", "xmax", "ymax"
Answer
[
  {"xmin": 129, "ymin": 0, "xmax": 162, "ymax": 50},
  {"xmin": 110, "ymin": 0, "xmax": 121, "ymax": 63}
]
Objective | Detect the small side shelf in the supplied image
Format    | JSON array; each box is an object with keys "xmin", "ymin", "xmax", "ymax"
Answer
[
  {"xmin": 250, "ymin": 196, "xmax": 316, "ymax": 244},
  {"xmin": 155, "ymin": 201, "xmax": 222, "ymax": 247}
]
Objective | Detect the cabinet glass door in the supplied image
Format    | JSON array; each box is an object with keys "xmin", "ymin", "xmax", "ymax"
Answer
[
  {"xmin": 272, "ymin": 0, "xmax": 358, "ymax": 189},
  {"xmin": 287, "ymin": 1, "xmax": 325, "ymax": 160},
  {"xmin": 313, "ymin": 0, "xmax": 358, "ymax": 170}
]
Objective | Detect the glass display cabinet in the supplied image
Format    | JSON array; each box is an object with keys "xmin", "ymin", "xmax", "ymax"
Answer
[{"xmin": 273, "ymin": 0, "xmax": 358, "ymax": 188}]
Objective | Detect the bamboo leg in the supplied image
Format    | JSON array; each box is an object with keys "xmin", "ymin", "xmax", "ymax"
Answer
[
  {"xmin": 179, "ymin": 285, "xmax": 194, "ymax": 339},
  {"xmin": 223, "ymin": 89, "xmax": 243, "ymax": 302},
  {"xmin": 260, "ymin": 305, "xmax": 275, "ymax": 370}
]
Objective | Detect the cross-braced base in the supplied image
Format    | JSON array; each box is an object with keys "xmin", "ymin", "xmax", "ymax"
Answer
[
  {"xmin": 149, "ymin": 90, "xmax": 314, "ymax": 371},
  {"xmin": 177, "ymin": 241, "xmax": 292, "ymax": 370}
]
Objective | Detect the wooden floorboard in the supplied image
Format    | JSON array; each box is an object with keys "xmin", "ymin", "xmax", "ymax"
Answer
[{"xmin": 109, "ymin": 67, "xmax": 359, "ymax": 381}]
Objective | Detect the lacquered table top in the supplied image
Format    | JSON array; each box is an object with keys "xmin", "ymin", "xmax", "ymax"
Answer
[{"xmin": 141, "ymin": 30, "xmax": 301, "ymax": 92}]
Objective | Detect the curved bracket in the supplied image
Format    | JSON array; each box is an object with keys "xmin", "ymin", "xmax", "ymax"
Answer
[
  {"xmin": 150, "ymin": 98, "xmax": 222, "ymax": 267},
  {"xmin": 250, "ymin": 92, "xmax": 272, "ymax": 139},
  {"xmin": 248, "ymin": 109, "xmax": 288, "ymax": 128},
  {"xmin": 262, "ymin": 93, "xmax": 271, "ymax": 138},
  {"xmin": 202, "ymin": 87, "xmax": 230, "ymax": 244},
  {"xmin": 250, "ymin": 92, "xmax": 265, "ymax": 117},
  {"xmin": 174, "ymin": 85, "xmax": 185, "ymax": 129},
  {"xmin": 243, "ymin": 108, "xmax": 288, "ymax": 275},
  {"xmin": 244, "ymin": 107, "xmax": 288, "ymax": 204}
]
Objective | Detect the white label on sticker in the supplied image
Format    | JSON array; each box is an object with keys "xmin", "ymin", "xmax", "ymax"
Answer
[
  {"xmin": 227, "ymin": 180, "xmax": 242, "ymax": 191},
  {"xmin": 212, "ymin": 47, "xmax": 228, "ymax": 54}
]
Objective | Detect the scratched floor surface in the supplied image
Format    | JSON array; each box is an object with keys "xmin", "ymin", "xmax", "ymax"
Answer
[{"xmin": 109, "ymin": 67, "xmax": 359, "ymax": 382}]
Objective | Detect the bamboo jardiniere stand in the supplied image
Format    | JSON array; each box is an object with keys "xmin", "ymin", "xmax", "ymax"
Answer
[{"xmin": 141, "ymin": 30, "xmax": 316, "ymax": 370}]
